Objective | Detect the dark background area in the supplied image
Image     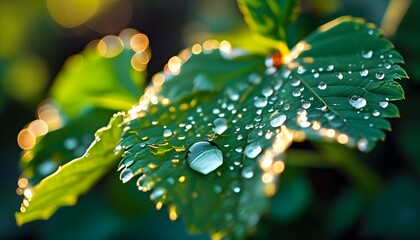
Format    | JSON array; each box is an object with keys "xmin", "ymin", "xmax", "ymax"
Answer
[{"xmin": 1, "ymin": 0, "xmax": 420, "ymax": 239}]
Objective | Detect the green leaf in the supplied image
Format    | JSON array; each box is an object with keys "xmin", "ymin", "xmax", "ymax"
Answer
[
  {"xmin": 119, "ymin": 49, "xmax": 288, "ymax": 238},
  {"xmin": 15, "ymin": 113, "xmax": 124, "ymax": 226},
  {"xmin": 50, "ymin": 45, "xmax": 145, "ymax": 117},
  {"xmin": 118, "ymin": 16, "xmax": 406, "ymax": 238},
  {"xmin": 237, "ymin": 0, "xmax": 298, "ymax": 46},
  {"xmin": 282, "ymin": 16, "xmax": 407, "ymax": 151},
  {"xmin": 19, "ymin": 108, "xmax": 116, "ymax": 185}
]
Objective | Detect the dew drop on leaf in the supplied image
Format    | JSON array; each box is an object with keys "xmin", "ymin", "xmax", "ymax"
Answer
[
  {"xmin": 349, "ymin": 95, "xmax": 367, "ymax": 109},
  {"xmin": 244, "ymin": 142, "xmax": 262, "ymax": 159},
  {"xmin": 336, "ymin": 72, "xmax": 343, "ymax": 80},
  {"xmin": 292, "ymin": 89, "xmax": 301, "ymax": 97},
  {"xmin": 163, "ymin": 129, "xmax": 173, "ymax": 138},
  {"xmin": 150, "ymin": 187, "xmax": 167, "ymax": 201},
  {"xmin": 372, "ymin": 110, "xmax": 380, "ymax": 116},
  {"xmin": 297, "ymin": 66, "xmax": 306, "ymax": 74},
  {"xmin": 379, "ymin": 101, "xmax": 389, "ymax": 108},
  {"xmin": 261, "ymin": 86, "xmax": 273, "ymax": 97},
  {"xmin": 120, "ymin": 168, "xmax": 134, "ymax": 183},
  {"xmin": 186, "ymin": 141, "xmax": 223, "ymax": 175},
  {"xmin": 270, "ymin": 111, "xmax": 287, "ymax": 128},
  {"xmin": 291, "ymin": 79, "xmax": 301, "ymax": 86},
  {"xmin": 249, "ymin": 73, "xmax": 262, "ymax": 84},
  {"xmin": 302, "ymin": 101, "xmax": 311, "ymax": 109},
  {"xmin": 375, "ymin": 71, "xmax": 385, "ymax": 80},
  {"xmin": 254, "ymin": 97, "xmax": 268, "ymax": 108},
  {"xmin": 361, "ymin": 50, "xmax": 373, "ymax": 59},
  {"xmin": 318, "ymin": 82, "xmax": 327, "ymax": 90},
  {"xmin": 213, "ymin": 118, "xmax": 228, "ymax": 135},
  {"xmin": 360, "ymin": 69, "xmax": 369, "ymax": 77},
  {"xmin": 357, "ymin": 138, "xmax": 368, "ymax": 152}
]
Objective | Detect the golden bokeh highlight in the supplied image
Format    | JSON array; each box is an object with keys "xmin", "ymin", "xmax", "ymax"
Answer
[
  {"xmin": 47, "ymin": 0, "xmax": 100, "ymax": 28},
  {"xmin": 37, "ymin": 102, "xmax": 62, "ymax": 131},
  {"xmin": 17, "ymin": 178, "xmax": 29, "ymax": 189},
  {"xmin": 17, "ymin": 129, "xmax": 36, "ymax": 150},
  {"xmin": 169, "ymin": 206, "xmax": 178, "ymax": 221},
  {"xmin": 178, "ymin": 176, "xmax": 186, "ymax": 183},
  {"xmin": 130, "ymin": 33, "xmax": 149, "ymax": 52},
  {"xmin": 28, "ymin": 119, "xmax": 48, "ymax": 137},
  {"xmin": 273, "ymin": 161, "xmax": 285, "ymax": 174},
  {"xmin": 131, "ymin": 52, "xmax": 150, "ymax": 71},
  {"xmin": 119, "ymin": 28, "xmax": 139, "ymax": 48},
  {"xmin": 97, "ymin": 35, "xmax": 124, "ymax": 58},
  {"xmin": 337, "ymin": 134, "xmax": 349, "ymax": 144},
  {"xmin": 167, "ymin": 56, "xmax": 182, "ymax": 74}
]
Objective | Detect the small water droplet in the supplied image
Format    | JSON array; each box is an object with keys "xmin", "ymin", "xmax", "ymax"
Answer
[
  {"xmin": 318, "ymin": 82, "xmax": 327, "ymax": 90},
  {"xmin": 213, "ymin": 118, "xmax": 228, "ymax": 135},
  {"xmin": 336, "ymin": 72, "xmax": 343, "ymax": 80},
  {"xmin": 314, "ymin": 73, "xmax": 319, "ymax": 78},
  {"xmin": 349, "ymin": 95, "xmax": 367, "ymax": 109},
  {"xmin": 291, "ymin": 79, "xmax": 301, "ymax": 86},
  {"xmin": 120, "ymin": 168, "xmax": 134, "ymax": 183},
  {"xmin": 284, "ymin": 103, "xmax": 290, "ymax": 111},
  {"xmin": 254, "ymin": 97, "xmax": 268, "ymax": 108},
  {"xmin": 379, "ymin": 101, "xmax": 389, "ymax": 108},
  {"xmin": 375, "ymin": 71, "xmax": 385, "ymax": 80},
  {"xmin": 357, "ymin": 138, "xmax": 368, "ymax": 152},
  {"xmin": 235, "ymin": 147, "xmax": 243, "ymax": 153},
  {"xmin": 384, "ymin": 63, "xmax": 392, "ymax": 69},
  {"xmin": 163, "ymin": 129, "xmax": 173, "ymax": 137},
  {"xmin": 270, "ymin": 111, "xmax": 287, "ymax": 128},
  {"xmin": 361, "ymin": 50, "xmax": 373, "ymax": 59},
  {"xmin": 302, "ymin": 101, "xmax": 311, "ymax": 109},
  {"xmin": 186, "ymin": 141, "xmax": 223, "ymax": 175},
  {"xmin": 249, "ymin": 73, "xmax": 262, "ymax": 84},
  {"xmin": 360, "ymin": 69, "xmax": 369, "ymax": 77},
  {"xmin": 297, "ymin": 66, "xmax": 306, "ymax": 74},
  {"xmin": 150, "ymin": 187, "xmax": 167, "ymax": 201},
  {"xmin": 241, "ymin": 166, "xmax": 254, "ymax": 179},
  {"xmin": 244, "ymin": 142, "xmax": 262, "ymax": 159},
  {"xmin": 327, "ymin": 65, "xmax": 334, "ymax": 71},
  {"xmin": 292, "ymin": 89, "xmax": 301, "ymax": 97},
  {"xmin": 261, "ymin": 86, "xmax": 273, "ymax": 97},
  {"xmin": 372, "ymin": 110, "xmax": 380, "ymax": 116}
]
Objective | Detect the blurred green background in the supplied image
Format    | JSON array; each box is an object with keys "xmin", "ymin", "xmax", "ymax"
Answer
[{"xmin": 1, "ymin": 0, "xmax": 420, "ymax": 239}]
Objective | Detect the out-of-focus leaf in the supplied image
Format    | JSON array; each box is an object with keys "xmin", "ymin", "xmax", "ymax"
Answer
[
  {"xmin": 117, "ymin": 16, "xmax": 406, "ymax": 238},
  {"xmin": 326, "ymin": 188, "xmax": 366, "ymax": 239},
  {"xmin": 269, "ymin": 169, "xmax": 313, "ymax": 222},
  {"xmin": 363, "ymin": 175, "xmax": 420, "ymax": 239},
  {"xmin": 50, "ymin": 46, "xmax": 144, "ymax": 117},
  {"xmin": 20, "ymin": 108, "xmax": 115, "ymax": 185},
  {"xmin": 15, "ymin": 113, "xmax": 124, "ymax": 225},
  {"xmin": 237, "ymin": 0, "xmax": 298, "ymax": 45}
]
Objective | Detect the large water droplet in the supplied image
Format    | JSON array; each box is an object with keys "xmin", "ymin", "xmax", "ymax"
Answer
[
  {"xmin": 349, "ymin": 95, "xmax": 367, "ymax": 109},
  {"xmin": 163, "ymin": 129, "xmax": 173, "ymax": 138},
  {"xmin": 270, "ymin": 111, "xmax": 287, "ymax": 128},
  {"xmin": 120, "ymin": 168, "xmax": 134, "ymax": 183},
  {"xmin": 186, "ymin": 141, "xmax": 223, "ymax": 175},
  {"xmin": 213, "ymin": 118, "xmax": 228, "ymax": 135},
  {"xmin": 244, "ymin": 142, "xmax": 262, "ymax": 159},
  {"xmin": 361, "ymin": 50, "xmax": 373, "ymax": 59},
  {"xmin": 318, "ymin": 82, "xmax": 327, "ymax": 90},
  {"xmin": 375, "ymin": 71, "xmax": 385, "ymax": 80},
  {"xmin": 254, "ymin": 97, "xmax": 268, "ymax": 108}
]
